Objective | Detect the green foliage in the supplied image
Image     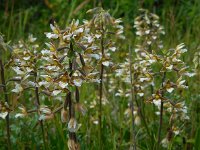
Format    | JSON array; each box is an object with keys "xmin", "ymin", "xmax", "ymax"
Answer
[{"xmin": 0, "ymin": 1, "xmax": 200, "ymax": 150}]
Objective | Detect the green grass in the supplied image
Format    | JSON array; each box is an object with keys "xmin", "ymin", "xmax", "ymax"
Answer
[{"xmin": 0, "ymin": 0, "xmax": 200, "ymax": 150}]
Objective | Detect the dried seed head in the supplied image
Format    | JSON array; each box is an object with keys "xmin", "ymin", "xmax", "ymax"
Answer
[
  {"xmin": 61, "ymin": 108, "xmax": 68, "ymax": 123},
  {"xmin": 67, "ymin": 139, "xmax": 80, "ymax": 150}
]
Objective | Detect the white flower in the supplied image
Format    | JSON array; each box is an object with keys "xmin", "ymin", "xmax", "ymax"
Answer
[
  {"xmin": 177, "ymin": 78, "xmax": 188, "ymax": 89},
  {"xmin": 38, "ymin": 81, "xmax": 50, "ymax": 87},
  {"xmin": 12, "ymin": 83, "xmax": 23, "ymax": 93},
  {"xmin": 39, "ymin": 114, "xmax": 46, "ymax": 121},
  {"xmin": 73, "ymin": 79, "xmax": 83, "ymax": 87},
  {"xmin": 93, "ymin": 120, "xmax": 99, "ymax": 125},
  {"xmin": 166, "ymin": 87, "xmax": 174, "ymax": 93},
  {"xmin": 145, "ymin": 30, "xmax": 150, "ymax": 34},
  {"xmin": 58, "ymin": 81, "xmax": 68, "ymax": 89},
  {"xmin": 161, "ymin": 138, "xmax": 169, "ymax": 148},
  {"xmin": 15, "ymin": 113, "xmax": 25, "ymax": 118},
  {"xmin": 0, "ymin": 112, "xmax": 8, "ymax": 119},
  {"xmin": 95, "ymin": 34, "xmax": 101, "ymax": 39},
  {"xmin": 166, "ymin": 64, "xmax": 173, "ymax": 70},
  {"xmin": 41, "ymin": 49, "xmax": 51, "ymax": 55},
  {"xmin": 86, "ymin": 36, "xmax": 93, "ymax": 43},
  {"xmin": 139, "ymin": 77, "xmax": 149, "ymax": 82},
  {"xmin": 109, "ymin": 47, "xmax": 116, "ymax": 52},
  {"xmin": 52, "ymin": 90, "xmax": 62, "ymax": 96},
  {"xmin": 102, "ymin": 61, "xmax": 110, "ymax": 67},
  {"xmin": 114, "ymin": 18, "xmax": 122, "ymax": 24},
  {"xmin": 50, "ymin": 24, "xmax": 56, "ymax": 32},
  {"xmin": 88, "ymin": 54, "xmax": 100, "ymax": 60},
  {"xmin": 184, "ymin": 72, "xmax": 195, "ymax": 77},
  {"xmin": 45, "ymin": 33, "xmax": 58, "ymax": 39},
  {"xmin": 27, "ymin": 81, "xmax": 36, "ymax": 87},
  {"xmin": 28, "ymin": 34, "xmax": 37, "ymax": 43},
  {"xmin": 137, "ymin": 92, "xmax": 144, "ymax": 97},
  {"xmin": 74, "ymin": 28, "xmax": 83, "ymax": 34},
  {"xmin": 116, "ymin": 69, "xmax": 123, "ymax": 76},
  {"xmin": 153, "ymin": 99, "xmax": 161, "ymax": 107},
  {"xmin": 136, "ymin": 31, "xmax": 143, "ymax": 36},
  {"xmin": 152, "ymin": 36, "xmax": 157, "ymax": 39},
  {"xmin": 12, "ymin": 66, "xmax": 24, "ymax": 75},
  {"xmin": 134, "ymin": 116, "xmax": 141, "ymax": 126},
  {"xmin": 40, "ymin": 106, "xmax": 52, "ymax": 114},
  {"xmin": 68, "ymin": 118, "xmax": 80, "ymax": 132},
  {"xmin": 63, "ymin": 34, "xmax": 71, "ymax": 40},
  {"xmin": 91, "ymin": 79, "xmax": 101, "ymax": 83},
  {"xmin": 26, "ymin": 67, "xmax": 33, "ymax": 73},
  {"xmin": 23, "ymin": 56, "xmax": 31, "ymax": 60}
]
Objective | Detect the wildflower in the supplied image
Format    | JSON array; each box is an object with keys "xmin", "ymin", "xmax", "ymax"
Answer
[
  {"xmin": 39, "ymin": 106, "xmax": 54, "ymax": 121},
  {"xmin": 73, "ymin": 79, "xmax": 83, "ymax": 87},
  {"xmin": 68, "ymin": 118, "xmax": 79, "ymax": 132},
  {"xmin": 52, "ymin": 90, "xmax": 62, "ymax": 96},
  {"xmin": 67, "ymin": 139, "xmax": 80, "ymax": 150},
  {"xmin": 11, "ymin": 83, "xmax": 23, "ymax": 93},
  {"xmin": 15, "ymin": 106, "xmax": 28, "ymax": 118},
  {"xmin": 161, "ymin": 138, "xmax": 170, "ymax": 148},
  {"xmin": 134, "ymin": 115, "xmax": 141, "ymax": 126},
  {"xmin": 0, "ymin": 112, "xmax": 8, "ymax": 119}
]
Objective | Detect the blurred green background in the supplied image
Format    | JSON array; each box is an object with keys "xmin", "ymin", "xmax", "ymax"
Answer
[{"xmin": 1, "ymin": 0, "xmax": 200, "ymax": 48}]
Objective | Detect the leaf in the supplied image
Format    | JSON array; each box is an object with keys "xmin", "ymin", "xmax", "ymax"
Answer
[{"xmin": 195, "ymin": 128, "xmax": 200, "ymax": 149}]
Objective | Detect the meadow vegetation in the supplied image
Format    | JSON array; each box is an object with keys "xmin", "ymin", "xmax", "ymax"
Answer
[{"xmin": 0, "ymin": 0, "xmax": 200, "ymax": 150}]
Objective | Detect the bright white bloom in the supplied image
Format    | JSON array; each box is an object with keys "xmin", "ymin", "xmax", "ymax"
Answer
[
  {"xmin": 73, "ymin": 79, "xmax": 83, "ymax": 87},
  {"xmin": 161, "ymin": 138, "xmax": 169, "ymax": 148},
  {"xmin": 102, "ymin": 61, "xmax": 110, "ymax": 66},
  {"xmin": 68, "ymin": 118, "xmax": 79, "ymax": 132},
  {"xmin": 52, "ymin": 90, "xmax": 62, "ymax": 96},
  {"xmin": 12, "ymin": 66, "xmax": 24, "ymax": 75},
  {"xmin": 12, "ymin": 83, "xmax": 23, "ymax": 93},
  {"xmin": 58, "ymin": 81, "xmax": 68, "ymax": 89},
  {"xmin": 0, "ymin": 112, "xmax": 8, "ymax": 119},
  {"xmin": 45, "ymin": 33, "xmax": 59, "ymax": 39}
]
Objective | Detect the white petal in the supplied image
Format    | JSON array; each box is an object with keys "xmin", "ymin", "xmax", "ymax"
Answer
[
  {"xmin": 109, "ymin": 47, "xmax": 116, "ymax": 52},
  {"xmin": 52, "ymin": 90, "xmax": 62, "ymax": 96},
  {"xmin": 12, "ymin": 67, "xmax": 24, "ymax": 75},
  {"xmin": 12, "ymin": 83, "xmax": 23, "ymax": 93},
  {"xmin": 58, "ymin": 81, "xmax": 68, "ymax": 89},
  {"xmin": 15, "ymin": 113, "xmax": 24, "ymax": 118},
  {"xmin": 0, "ymin": 112, "xmax": 8, "ymax": 119},
  {"xmin": 167, "ymin": 87, "xmax": 174, "ymax": 93},
  {"xmin": 102, "ymin": 61, "xmax": 110, "ymax": 67},
  {"xmin": 73, "ymin": 79, "xmax": 82, "ymax": 87}
]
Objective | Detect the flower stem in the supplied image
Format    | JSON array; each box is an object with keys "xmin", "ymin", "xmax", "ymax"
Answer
[
  {"xmin": 99, "ymin": 21, "xmax": 105, "ymax": 150},
  {"xmin": 129, "ymin": 46, "xmax": 137, "ymax": 150},
  {"xmin": 34, "ymin": 72, "xmax": 47, "ymax": 149},
  {"xmin": 0, "ymin": 59, "xmax": 11, "ymax": 150},
  {"xmin": 68, "ymin": 41, "xmax": 78, "ymax": 146},
  {"xmin": 157, "ymin": 71, "xmax": 166, "ymax": 149}
]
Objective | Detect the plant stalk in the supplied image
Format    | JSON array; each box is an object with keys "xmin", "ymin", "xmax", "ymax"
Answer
[
  {"xmin": 129, "ymin": 46, "xmax": 137, "ymax": 150},
  {"xmin": 0, "ymin": 59, "xmax": 11, "ymax": 150},
  {"xmin": 34, "ymin": 72, "xmax": 47, "ymax": 149},
  {"xmin": 99, "ymin": 21, "xmax": 105, "ymax": 150},
  {"xmin": 157, "ymin": 71, "xmax": 166, "ymax": 148}
]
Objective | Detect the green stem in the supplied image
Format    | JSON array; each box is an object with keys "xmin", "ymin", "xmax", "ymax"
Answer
[
  {"xmin": 99, "ymin": 21, "xmax": 105, "ymax": 150},
  {"xmin": 157, "ymin": 71, "xmax": 166, "ymax": 149},
  {"xmin": 34, "ymin": 72, "xmax": 47, "ymax": 149},
  {"xmin": 0, "ymin": 59, "xmax": 11, "ymax": 150},
  {"xmin": 129, "ymin": 46, "xmax": 137, "ymax": 150}
]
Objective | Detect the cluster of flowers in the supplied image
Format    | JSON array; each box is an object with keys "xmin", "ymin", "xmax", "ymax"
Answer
[
  {"xmin": 134, "ymin": 9, "xmax": 165, "ymax": 51},
  {"xmin": 0, "ymin": 7, "xmax": 124, "ymax": 149},
  {"xmin": 114, "ymin": 9, "xmax": 194, "ymax": 148}
]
